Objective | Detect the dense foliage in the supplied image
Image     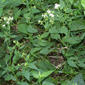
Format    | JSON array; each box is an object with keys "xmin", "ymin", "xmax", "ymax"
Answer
[{"xmin": 0, "ymin": 0, "xmax": 85, "ymax": 85}]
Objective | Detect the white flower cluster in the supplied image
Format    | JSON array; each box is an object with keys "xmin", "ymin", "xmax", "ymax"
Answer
[
  {"xmin": 42, "ymin": 13, "xmax": 47, "ymax": 18},
  {"xmin": 40, "ymin": 3, "xmax": 60, "ymax": 24},
  {"xmin": 2, "ymin": 24, "xmax": 5, "ymax": 27},
  {"xmin": 42, "ymin": 3, "xmax": 60, "ymax": 18},
  {"xmin": 42, "ymin": 10, "xmax": 54, "ymax": 18},
  {"xmin": 2, "ymin": 16, "xmax": 13, "ymax": 27},
  {"xmin": 38, "ymin": 20, "xmax": 43, "ymax": 24},
  {"xmin": 47, "ymin": 9, "xmax": 54, "ymax": 18},
  {"xmin": 54, "ymin": 3, "xmax": 60, "ymax": 9}
]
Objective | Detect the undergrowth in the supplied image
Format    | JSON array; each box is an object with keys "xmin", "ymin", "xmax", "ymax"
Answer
[{"xmin": 0, "ymin": 0, "xmax": 85, "ymax": 85}]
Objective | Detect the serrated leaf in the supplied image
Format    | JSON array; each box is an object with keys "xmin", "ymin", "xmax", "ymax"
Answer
[
  {"xmin": 28, "ymin": 62, "xmax": 38, "ymax": 70},
  {"xmin": 31, "ymin": 60, "xmax": 55, "ymax": 82},
  {"xmin": 60, "ymin": 0, "xmax": 65, "ymax": 9},
  {"xmin": 72, "ymin": 73, "xmax": 85, "ymax": 85},
  {"xmin": 51, "ymin": 34, "xmax": 60, "ymax": 40},
  {"xmin": 13, "ymin": 50, "xmax": 21, "ymax": 64},
  {"xmin": 40, "ymin": 47, "xmax": 51, "ymax": 55},
  {"xmin": 3, "ymin": 0, "xmax": 23, "ymax": 7},
  {"xmin": 28, "ymin": 25, "xmax": 38, "ymax": 33},
  {"xmin": 49, "ymin": 27, "xmax": 58, "ymax": 33},
  {"xmin": 69, "ymin": 20, "xmax": 85, "ymax": 31},
  {"xmin": 78, "ymin": 60, "xmax": 85, "ymax": 68},
  {"xmin": 4, "ymin": 74, "xmax": 16, "ymax": 81},
  {"xmin": 40, "ymin": 32, "xmax": 49, "ymax": 38},
  {"xmin": 22, "ymin": 70, "xmax": 30, "ymax": 81},
  {"xmin": 14, "ymin": 8, "xmax": 21, "ymax": 20},
  {"xmin": 62, "ymin": 33, "xmax": 85, "ymax": 45},
  {"xmin": 18, "ymin": 24, "xmax": 28, "ymax": 34},
  {"xmin": 38, "ymin": 40, "xmax": 50, "ymax": 46},
  {"xmin": 38, "ymin": 70, "xmax": 54, "ymax": 82},
  {"xmin": 58, "ymin": 26, "xmax": 68, "ymax": 35},
  {"xmin": 30, "ymin": 47, "xmax": 41, "ymax": 54},
  {"xmin": 31, "ymin": 8, "xmax": 40, "ymax": 14},
  {"xmin": 42, "ymin": 78, "xmax": 55, "ymax": 85},
  {"xmin": 67, "ymin": 58, "xmax": 77, "ymax": 67}
]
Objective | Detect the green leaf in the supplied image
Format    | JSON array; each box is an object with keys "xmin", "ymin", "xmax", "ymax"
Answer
[
  {"xmin": 22, "ymin": 70, "xmax": 30, "ymax": 81},
  {"xmin": 31, "ymin": 8, "xmax": 40, "ymax": 14},
  {"xmin": 38, "ymin": 40, "xmax": 50, "ymax": 46},
  {"xmin": 40, "ymin": 32, "xmax": 49, "ymax": 38},
  {"xmin": 72, "ymin": 73, "xmax": 85, "ymax": 85},
  {"xmin": 78, "ymin": 60, "xmax": 85, "ymax": 68},
  {"xmin": 62, "ymin": 33, "xmax": 85, "ymax": 45},
  {"xmin": 62, "ymin": 74, "xmax": 85, "ymax": 85},
  {"xmin": 67, "ymin": 58, "xmax": 77, "ymax": 68},
  {"xmin": 42, "ymin": 78, "xmax": 55, "ymax": 85},
  {"xmin": 31, "ymin": 60, "xmax": 55, "ymax": 82},
  {"xmin": 13, "ymin": 50, "xmax": 21, "ymax": 64},
  {"xmin": 40, "ymin": 47, "xmax": 51, "ymax": 55},
  {"xmin": 38, "ymin": 70, "xmax": 54, "ymax": 83},
  {"xmin": 58, "ymin": 26, "xmax": 68, "ymax": 35},
  {"xmin": 18, "ymin": 24, "xmax": 38, "ymax": 34},
  {"xmin": 60, "ymin": 0, "xmax": 65, "ymax": 9},
  {"xmin": 69, "ymin": 0, "xmax": 74, "ymax": 4},
  {"xmin": 49, "ymin": 26, "xmax": 60, "ymax": 40},
  {"xmin": 0, "ymin": 8, "xmax": 3, "ymax": 17},
  {"xmin": 81, "ymin": 0, "xmax": 85, "ymax": 9},
  {"xmin": 49, "ymin": 27, "xmax": 58, "ymax": 33},
  {"xmin": 3, "ymin": 0, "xmax": 23, "ymax": 7},
  {"xmin": 28, "ymin": 62, "xmax": 38, "ymax": 70},
  {"xmin": 18, "ymin": 24, "xmax": 28, "ymax": 34},
  {"xmin": 51, "ymin": 34, "xmax": 60, "ymax": 40},
  {"xmin": 28, "ymin": 25, "xmax": 38, "ymax": 33},
  {"xmin": 17, "ymin": 82, "xmax": 29, "ymax": 85},
  {"xmin": 69, "ymin": 19, "xmax": 85, "ymax": 31},
  {"xmin": 61, "ymin": 80, "xmax": 71, "ymax": 85},
  {"xmin": 0, "ymin": 32, "xmax": 4, "ymax": 37},
  {"xmin": 4, "ymin": 74, "xmax": 16, "ymax": 81},
  {"xmin": 30, "ymin": 47, "xmax": 41, "ymax": 54},
  {"xmin": 14, "ymin": 8, "xmax": 21, "ymax": 20}
]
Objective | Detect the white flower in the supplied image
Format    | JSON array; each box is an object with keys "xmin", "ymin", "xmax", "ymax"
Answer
[
  {"xmin": 42, "ymin": 14, "xmax": 47, "ymax": 18},
  {"xmin": 54, "ymin": 3, "xmax": 60, "ymax": 9},
  {"xmin": 10, "ymin": 17, "xmax": 13, "ymax": 21},
  {"xmin": 8, "ymin": 16, "xmax": 13, "ymax": 21},
  {"xmin": 3, "ymin": 16, "xmax": 13, "ymax": 25},
  {"xmin": 38, "ymin": 20, "xmax": 41, "ymax": 23},
  {"xmin": 2, "ymin": 24, "xmax": 5, "ymax": 27},
  {"xmin": 49, "ymin": 13, "xmax": 54, "ymax": 17},
  {"xmin": 47, "ymin": 10, "xmax": 51, "ymax": 14},
  {"xmin": 38, "ymin": 20, "xmax": 42, "ymax": 24},
  {"xmin": 6, "ymin": 21, "xmax": 10, "ymax": 24},
  {"xmin": 3, "ymin": 17, "xmax": 8, "ymax": 21}
]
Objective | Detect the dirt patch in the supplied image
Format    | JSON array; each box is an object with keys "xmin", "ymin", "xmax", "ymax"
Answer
[{"xmin": 49, "ymin": 55, "xmax": 65, "ymax": 68}]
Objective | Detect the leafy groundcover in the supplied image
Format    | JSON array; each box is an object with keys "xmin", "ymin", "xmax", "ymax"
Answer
[{"xmin": 0, "ymin": 0, "xmax": 85, "ymax": 85}]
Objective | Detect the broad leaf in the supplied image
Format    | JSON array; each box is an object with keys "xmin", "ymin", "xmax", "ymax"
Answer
[
  {"xmin": 18, "ymin": 24, "xmax": 28, "ymax": 34},
  {"xmin": 67, "ymin": 58, "xmax": 77, "ymax": 67},
  {"xmin": 69, "ymin": 20, "xmax": 85, "ymax": 31},
  {"xmin": 72, "ymin": 73, "xmax": 85, "ymax": 85},
  {"xmin": 31, "ymin": 60, "xmax": 55, "ymax": 82},
  {"xmin": 21, "ymin": 70, "xmax": 30, "ymax": 81},
  {"xmin": 81, "ymin": 0, "xmax": 85, "ymax": 9},
  {"xmin": 17, "ymin": 82, "xmax": 29, "ymax": 85},
  {"xmin": 28, "ymin": 25, "xmax": 38, "ymax": 33}
]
